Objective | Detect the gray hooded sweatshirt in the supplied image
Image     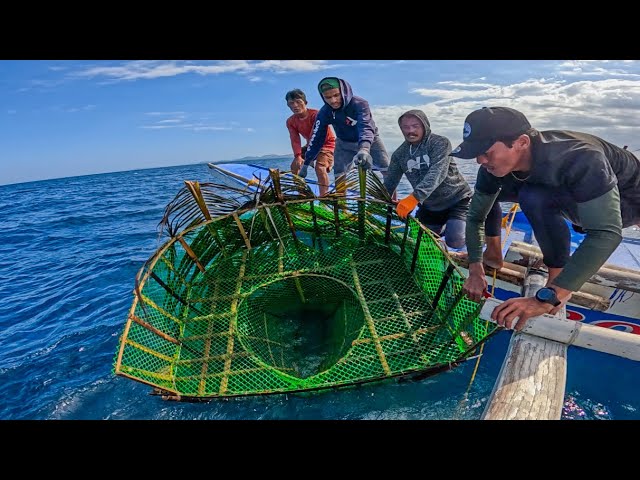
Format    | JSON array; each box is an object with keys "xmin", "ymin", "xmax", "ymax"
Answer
[{"xmin": 384, "ymin": 109, "xmax": 472, "ymax": 211}]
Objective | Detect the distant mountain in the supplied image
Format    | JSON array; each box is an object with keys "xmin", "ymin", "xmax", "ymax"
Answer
[
  {"xmin": 209, "ymin": 154, "xmax": 290, "ymax": 164},
  {"xmin": 241, "ymin": 154, "xmax": 289, "ymax": 160}
]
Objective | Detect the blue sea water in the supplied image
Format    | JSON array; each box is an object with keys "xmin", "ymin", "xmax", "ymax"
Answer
[{"xmin": 1, "ymin": 157, "xmax": 638, "ymax": 420}]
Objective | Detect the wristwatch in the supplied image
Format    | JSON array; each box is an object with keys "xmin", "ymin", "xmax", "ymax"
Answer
[{"xmin": 535, "ymin": 287, "xmax": 561, "ymax": 307}]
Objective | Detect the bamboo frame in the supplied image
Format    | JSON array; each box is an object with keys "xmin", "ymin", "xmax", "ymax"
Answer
[
  {"xmin": 219, "ymin": 250, "xmax": 248, "ymax": 394},
  {"xmin": 350, "ymin": 259, "xmax": 392, "ymax": 375},
  {"xmin": 116, "ymin": 169, "xmax": 490, "ymax": 399}
]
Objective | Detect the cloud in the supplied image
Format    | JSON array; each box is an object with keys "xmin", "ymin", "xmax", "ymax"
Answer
[
  {"xmin": 141, "ymin": 111, "xmax": 245, "ymax": 133},
  {"xmin": 556, "ymin": 60, "xmax": 640, "ymax": 78},
  {"xmin": 47, "ymin": 104, "xmax": 97, "ymax": 113},
  {"xmin": 145, "ymin": 111, "xmax": 186, "ymax": 116},
  {"xmin": 64, "ymin": 104, "xmax": 96, "ymax": 113},
  {"xmin": 72, "ymin": 60, "xmax": 336, "ymax": 82},
  {"xmin": 18, "ymin": 78, "xmax": 68, "ymax": 92},
  {"xmin": 372, "ymin": 76, "xmax": 640, "ymax": 151}
]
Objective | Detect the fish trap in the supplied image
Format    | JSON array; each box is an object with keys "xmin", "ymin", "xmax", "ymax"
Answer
[{"xmin": 113, "ymin": 167, "xmax": 496, "ymax": 400}]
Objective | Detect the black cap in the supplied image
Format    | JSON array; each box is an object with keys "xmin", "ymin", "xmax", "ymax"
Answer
[{"xmin": 450, "ymin": 107, "xmax": 531, "ymax": 159}]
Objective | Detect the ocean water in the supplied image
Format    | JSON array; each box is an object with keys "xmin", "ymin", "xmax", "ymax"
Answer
[{"xmin": 1, "ymin": 157, "xmax": 638, "ymax": 420}]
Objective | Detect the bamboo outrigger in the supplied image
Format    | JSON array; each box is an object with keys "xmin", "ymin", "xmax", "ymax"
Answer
[
  {"xmin": 482, "ymin": 270, "xmax": 568, "ymax": 420},
  {"xmin": 479, "ymin": 269, "xmax": 640, "ymax": 420}
]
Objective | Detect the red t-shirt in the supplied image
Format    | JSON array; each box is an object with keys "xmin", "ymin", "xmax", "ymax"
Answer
[{"xmin": 286, "ymin": 108, "xmax": 336, "ymax": 157}]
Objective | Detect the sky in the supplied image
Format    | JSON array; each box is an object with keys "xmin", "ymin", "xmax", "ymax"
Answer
[{"xmin": 3, "ymin": 59, "xmax": 640, "ymax": 186}]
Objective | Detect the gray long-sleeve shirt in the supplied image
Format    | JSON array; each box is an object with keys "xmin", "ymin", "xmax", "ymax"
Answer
[{"xmin": 384, "ymin": 110, "xmax": 471, "ymax": 210}]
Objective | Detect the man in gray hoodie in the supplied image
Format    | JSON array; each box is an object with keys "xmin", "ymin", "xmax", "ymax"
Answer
[{"xmin": 384, "ymin": 109, "xmax": 473, "ymax": 249}]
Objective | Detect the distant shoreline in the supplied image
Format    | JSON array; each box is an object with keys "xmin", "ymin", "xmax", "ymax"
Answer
[{"xmin": 210, "ymin": 154, "xmax": 290, "ymax": 164}]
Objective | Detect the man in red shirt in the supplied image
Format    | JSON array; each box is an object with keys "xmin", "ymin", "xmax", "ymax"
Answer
[{"xmin": 286, "ymin": 89, "xmax": 335, "ymax": 196}]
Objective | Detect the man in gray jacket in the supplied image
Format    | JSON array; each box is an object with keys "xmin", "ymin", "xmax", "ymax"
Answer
[{"xmin": 384, "ymin": 109, "xmax": 473, "ymax": 249}]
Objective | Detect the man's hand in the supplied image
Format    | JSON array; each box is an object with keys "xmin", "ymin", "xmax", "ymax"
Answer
[
  {"xmin": 298, "ymin": 157, "xmax": 314, "ymax": 179},
  {"xmin": 491, "ymin": 297, "xmax": 555, "ymax": 331},
  {"xmin": 352, "ymin": 149, "xmax": 373, "ymax": 170},
  {"xmin": 463, "ymin": 263, "xmax": 488, "ymax": 302},
  {"xmin": 396, "ymin": 194, "xmax": 419, "ymax": 219},
  {"xmin": 291, "ymin": 155, "xmax": 304, "ymax": 175},
  {"xmin": 547, "ymin": 284, "xmax": 573, "ymax": 316}
]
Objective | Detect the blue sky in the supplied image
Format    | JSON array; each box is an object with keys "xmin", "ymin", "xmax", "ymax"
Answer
[{"xmin": 3, "ymin": 59, "xmax": 640, "ymax": 186}]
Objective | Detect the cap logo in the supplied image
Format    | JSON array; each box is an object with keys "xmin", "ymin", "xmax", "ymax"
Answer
[{"xmin": 463, "ymin": 122, "xmax": 471, "ymax": 139}]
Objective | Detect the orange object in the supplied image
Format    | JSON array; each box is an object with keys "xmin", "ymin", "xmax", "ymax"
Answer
[{"xmin": 396, "ymin": 194, "xmax": 420, "ymax": 219}]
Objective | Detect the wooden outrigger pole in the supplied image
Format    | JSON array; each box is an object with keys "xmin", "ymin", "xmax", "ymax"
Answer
[{"xmin": 480, "ymin": 269, "xmax": 640, "ymax": 420}]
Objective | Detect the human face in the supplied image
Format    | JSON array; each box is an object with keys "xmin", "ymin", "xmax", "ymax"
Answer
[
  {"xmin": 322, "ymin": 88, "xmax": 342, "ymax": 110},
  {"xmin": 476, "ymin": 140, "xmax": 521, "ymax": 177},
  {"xmin": 399, "ymin": 115, "xmax": 425, "ymax": 145},
  {"xmin": 287, "ymin": 98, "xmax": 307, "ymax": 116}
]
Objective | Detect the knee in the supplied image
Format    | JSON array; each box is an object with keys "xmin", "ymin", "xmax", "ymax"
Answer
[{"xmin": 445, "ymin": 233, "xmax": 466, "ymax": 249}]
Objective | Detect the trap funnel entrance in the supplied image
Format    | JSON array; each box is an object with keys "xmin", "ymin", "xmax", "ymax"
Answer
[{"xmin": 237, "ymin": 275, "xmax": 365, "ymax": 379}]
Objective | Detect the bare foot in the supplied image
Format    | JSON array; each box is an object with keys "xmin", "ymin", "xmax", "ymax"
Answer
[
  {"xmin": 483, "ymin": 253, "xmax": 504, "ymax": 270},
  {"xmin": 483, "ymin": 236, "xmax": 504, "ymax": 270}
]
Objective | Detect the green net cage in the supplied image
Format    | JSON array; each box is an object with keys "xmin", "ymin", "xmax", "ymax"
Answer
[{"xmin": 113, "ymin": 167, "xmax": 497, "ymax": 400}]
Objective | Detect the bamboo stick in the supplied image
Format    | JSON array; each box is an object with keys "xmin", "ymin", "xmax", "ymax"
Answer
[
  {"xmin": 352, "ymin": 324, "xmax": 440, "ymax": 345},
  {"xmin": 482, "ymin": 270, "xmax": 567, "ymax": 420},
  {"xmin": 207, "ymin": 163, "xmax": 262, "ymax": 188},
  {"xmin": 129, "ymin": 314, "xmax": 181, "ymax": 345},
  {"xmin": 450, "ymin": 253, "xmax": 610, "ymax": 311},
  {"xmin": 198, "ymin": 279, "xmax": 220, "ymax": 395},
  {"xmin": 219, "ymin": 251, "xmax": 248, "ymax": 394},
  {"xmin": 177, "ymin": 236, "xmax": 206, "ymax": 273},
  {"xmin": 350, "ymin": 259, "xmax": 392, "ymax": 375},
  {"xmin": 115, "ymin": 288, "xmax": 142, "ymax": 373},
  {"xmin": 388, "ymin": 291, "xmax": 421, "ymax": 345},
  {"xmin": 293, "ymin": 274, "xmax": 307, "ymax": 304},
  {"xmin": 232, "ymin": 212, "xmax": 252, "ymax": 251},
  {"xmin": 506, "ymin": 240, "xmax": 640, "ymax": 293},
  {"xmin": 480, "ymin": 297, "xmax": 640, "ymax": 361}
]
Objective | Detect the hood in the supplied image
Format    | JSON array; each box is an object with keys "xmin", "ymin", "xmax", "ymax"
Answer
[
  {"xmin": 317, "ymin": 77, "xmax": 354, "ymax": 110},
  {"xmin": 398, "ymin": 109, "xmax": 432, "ymax": 139}
]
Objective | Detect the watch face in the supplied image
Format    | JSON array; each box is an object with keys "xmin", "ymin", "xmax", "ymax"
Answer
[{"xmin": 538, "ymin": 288, "xmax": 553, "ymax": 301}]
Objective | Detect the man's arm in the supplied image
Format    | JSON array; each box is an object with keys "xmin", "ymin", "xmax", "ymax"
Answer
[
  {"xmin": 412, "ymin": 137, "xmax": 452, "ymax": 203},
  {"xmin": 304, "ymin": 109, "xmax": 330, "ymax": 165},
  {"xmin": 286, "ymin": 118, "xmax": 303, "ymax": 157},
  {"xmin": 461, "ymin": 189, "xmax": 501, "ymax": 302},
  {"xmin": 354, "ymin": 99, "xmax": 376, "ymax": 151},
  {"xmin": 383, "ymin": 151, "xmax": 404, "ymax": 196},
  {"xmin": 466, "ymin": 189, "xmax": 501, "ymax": 263},
  {"xmin": 550, "ymin": 186, "xmax": 623, "ymax": 293}
]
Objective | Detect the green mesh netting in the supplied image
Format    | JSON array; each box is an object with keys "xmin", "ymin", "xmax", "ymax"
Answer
[{"xmin": 114, "ymin": 168, "xmax": 496, "ymax": 400}]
